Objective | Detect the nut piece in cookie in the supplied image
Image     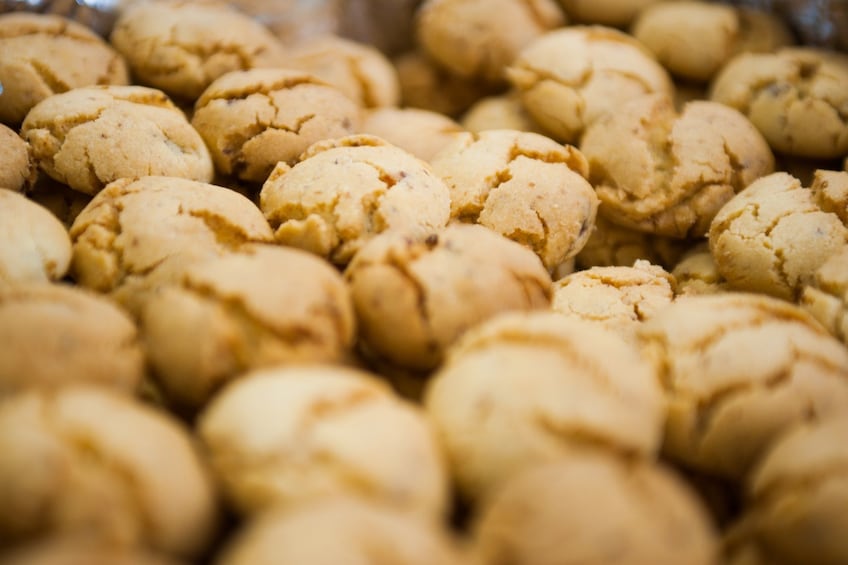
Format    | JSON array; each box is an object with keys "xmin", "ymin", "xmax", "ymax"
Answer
[
  {"xmin": 0, "ymin": 124, "xmax": 36, "ymax": 192},
  {"xmin": 360, "ymin": 107, "xmax": 464, "ymax": 163}
]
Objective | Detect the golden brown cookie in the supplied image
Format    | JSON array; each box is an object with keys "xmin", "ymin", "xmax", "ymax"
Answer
[
  {"xmin": 575, "ymin": 214, "xmax": 693, "ymax": 269},
  {"xmin": 360, "ymin": 107, "xmax": 464, "ymax": 163},
  {"xmin": 430, "ymin": 129, "xmax": 597, "ymax": 270},
  {"xmin": 582, "ymin": 94, "xmax": 774, "ymax": 238},
  {"xmin": 671, "ymin": 242, "xmax": 729, "ymax": 296},
  {"xmin": 0, "ymin": 13, "xmax": 129, "ymax": 126},
  {"xmin": 638, "ymin": 292, "xmax": 848, "ymax": 480},
  {"xmin": 197, "ymin": 365, "xmax": 448, "ymax": 520},
  {"xmin": 425, "ymin": 311, "xmax": 664, "ymax": 502},
  {"xmin": 259, "ymin": 135, "xmax": 450, "ymax": 266},
  {"xmin": 0, "ymin": 124, "xmax": 35, "ymax": 192},
  {"xmin": 0, "ymin": 537, "xmax": 184, "ymax": 565},
  {"xmin": 708, "ymin": 171, "xmax": 848, "ymax": 301},
  {"xmin": 21, "ymin": 86, "xmax": 213, "ymax": 195},
  {"xmin": 556, "ymin": 0, "xmax": 665, "ymax": 27},
  {"xmin": 810, "ymin": 168, "xmax": 848, "ymax": 225},
  {"xmin": 800, "ymin": 244, "xmax": 848, "ymax": 346},
  {"xmin": 345, "ymin": 224, "xmax": 552, "ymax": 372},
  {"xmin": 460, "ymin": 92, "xmax": 546, "ymax": 135},
  {"xmin": 191, "ymin": 68, "xmax": 360, "ymax": 183}
]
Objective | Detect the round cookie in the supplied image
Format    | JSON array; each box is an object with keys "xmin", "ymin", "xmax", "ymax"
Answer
[
  {"xmin": 638, "ymin": 292, "xmax": 848, "ymax": 480},
  {"xmin": 582, "ymin": 94, "xmax": 774, "ymax": 238},
  {"xmin": 800, "ymin": 244, "xmax": 848, "ymax": 346},
  {"xmin": 0, "ymin": 13, "xmax": 129, "ymax": 126},
  {"xmin": 708, "ymin": 171, "xmax": 848, "ymax": 301},
  {"xmin": 424, "ymin": 311, "xmax": 663, "ymax": 502},
  {"xmin": 141, "ymin": 244, "xmax": 356, "ymax": 412},
  {"xmin": 575, "ymin": 214, "xmax": 692, "ymax": 270},
  {"xmin": 710, "ymin": 48, "xmax": 848, "ymax": 159},
  {"xmin": 197, "ymin": 365, "xmax": 448, "ymax": 520},
  {"xmin": 430, "ymin": 129, "xmax": 598, "ymax": 270},
  {"xmin": 671, "ymin": 242, "xmax": 729, "ymax": 296},
  {"xmin": 360, "ymin": 107, "xmax": 464, "ymax": 163},
  {"xmin": 259, "ymin": 135, "xmax": 450, "ymax": 266},
  {"xmin": 506, "ymin": 26, "xmax": 674, "ymax": 144},
  {"xmin": 21, "ymin": 85, "xmax": 214, "ymax": 195},
  {"xmin": 0, "ymin": 386, "xmax": 219, "ymax": 558},
  {"xmin": 460, "ymin": 92, "xmax": 546, "ymax": 135},
  {"xmin": 0, "ymin": 124, "xmax": 35, "ymax": 192},
  {"xmin": 109, "ymin": 0, "xmax": 286, "ymax": 102},
  {"xmin": 0, "ymin": 537, "xmax": 184, "ymax": 565},
  {"xmin": 0, "ymin": 189, "xmax": 71, "ymax": 285},
  {"xmin": 556, "ymin": 0, "xmax": 665, "ymax": 27},
  {"xmin": 344, "ymin": 224, "xmax": 552, "ymax": 373}
]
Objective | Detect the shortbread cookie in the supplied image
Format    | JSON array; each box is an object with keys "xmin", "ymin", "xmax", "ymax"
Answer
[
  {"xmin": 0, "ymin": 13, "xmax": 129, "ymax": 126},
  {"xmin": 638, "ymin": 292, "xmax": 848, "ymax": 480},
  {"xmin": 416, "ymin": 0, "xmax": 565, "ymax": 84},
  {"xmin": 0, "ymin": 387, "xmax": 219, "ymax": 558},
  {"xmin": 142, "ymin": 244, "xmax": 355, "ymax": 411},
  {"xmin": 191, "ymin": 68, "xmax": 360, "ymax": 183},
  {"xmin": 0, "ymin": 124, "xmax": 35, "ymax": 192},
  {"xmin": 197, "ymin": 366, "xmax": 448, "ymax": 520},
  {"xmin": 460, "ymin": 92, "xmax": 546, "ymax": 135},
  {"xmin": 110, "ymin": 0, "xmax": 286, "ymax": 102},
  {"xmin": 575, "ymin": 214, "xmax": 692, "ymax": 269},
  {"xmin": 556, "ymin": 0, "xmax": 665, "ymax": 27},
  {"xmin": 22, "ymin": 86, "xmax": 213, "ymax": 195},
  {"xmin": 709, "ymin": 171, "xmax": 848, "ymax": 301},
  {"xmin": 0, "ymin": 537, "xmax": 184, "ymax": 565},
  {"xmin": 801, "ymin": 244, "xmax": 848, "ymax": 346},
  {"xmin": 425, "ymin": 311, "xmax": 663, "ymax": 501},
  {"xmin": 259, "ymin": 135, "xmax": 450, "ymax": 266},
  {"xmin": 0, "ymin": 189, "xmax": 71, "ymax": 285},
  {"xmin": 360, "ymin": 107, "xmax": 464, "ymax": 163},
  {"xmin": 345, "ymin": 224, "xmax": 552, "ymax": 372},
  {"xmin": 582, "ymin": 94, "xmax": 774, "ymax": 238},
  {"xmin": 710, "ymin": 48, "xmax": 848, "ymax": 159},
  {"xmin": 430, "ymin": 129, "xmax": 597, "ymax": 270},
  {"xmin": 671, "ymin": 242, "xmax": 729, "ymax": 296},
  {"xmin": 507, "ymin": 26, "xmax": 674, "ymax": 143}
]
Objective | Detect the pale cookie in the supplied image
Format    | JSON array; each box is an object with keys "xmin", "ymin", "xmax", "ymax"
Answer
[
  {"xmin": 0, "ymin": 537, "xmax": 184, "ymax": 565},
  {"xmin": 474, "ymin": 452, "xmax": 718, "ymax": 565},
  {"xmin": 556, "ymin": 0, "xmax": 665, "ymax": 27},
  {"xmin": 632, "ymin": 2, "xmax": 793, "ymax": 83},
  {"xmin": 0, "ymin": 13, "xmax": 129, "ymax": 126},
  {"xmin": 344, "ymin": 224, "xmax": 552, "ymax": 372},
  {"xmin": 0, "ymin": 189, "xmax": 71, "ymax": 285},
  {"xmin": 708, "ymin": 171, "xmax": 848, "ymax": 301},
  {"xmin": 197, "ymin": 365, "xmax": 448, "ymax": 520},
  {"xmin": 415, "ymin": 0, "xmax": 565, "ymax": 84},
  {"xmin": 430, "ymin": 129, "xmax": 597, "ymax": 270},
  {"xmin": 141, "ymin": 244, "xmax": 355, "ymax": 412},
  {"xmin": 460, "ymin": 92, "xmax": 546, "ymax": 135},
  {"xmin": 110, "ymin": 0, "xmax": 286, "ymax": 102},
  {"xmin": 360, "ymin": 107, "xmax": 464, "ymax": 163},
  {"xmin": 218, "ymin": 497, "xmax": 465, "ymax": 565},
  {"xmin": 583, "ymin": 94, "xmax": 774, "ymax": 238},
  {"xmin": 800, "ymin": 244, "xmax": 848, "ymax": 346},
  {"xmin": 191, "ymin": 68, "xmax": 360, "ymax": 183},
  {"xmin": 575, "ymin": 214, "xmax": 692, "ymax": 270},
  {"xmin": 506, "ymin": 26, "xmax": 674, "ymax": 143},
  {"xmin": 69, "ymin": 176, "xmax": 273, "ymax": 315},
  {"xmin": 0, "ymin": 124, "xmax": 35, "ymax": 192},
  {"xmin": 671, "ymin": 242, "xmax": 729, "ymax": 296},
  {"xmin": 425, "ymin": 311, "xmax": 663, "ymax": 502},
  {"xmin": 21, "ymin": 85, "xmax": 213, "ymax": 195},
  {"xmin": 0, "ymin": 386, "xmax": 219, "ymax": 558},
  {"xmin": 710, "ymin": 48, "xmax": 848, "ymax": 159},
  {"xmin": 638, "ymin": 292, "xmax": 848, "ymax": 480},
  {"xmin": 259, "ymin": 135, "xmax": 450, "ymax": 266}
]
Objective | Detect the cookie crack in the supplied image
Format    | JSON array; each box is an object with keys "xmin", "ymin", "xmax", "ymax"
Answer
[
  {"xmin": 383, "ymin": 250, "xmax": 437, "ymax": 354},
  {"xmin": 28, "ymin": 59, "xmax": 70, "ymax": 95},
  {"xmin": 198, "ymin": 78, "xmax": 325, "ymax": 107},
  {"xmin": 186, "ymin": 209, "xmax": 254, "ymax": 250},
  {"xmin": 534, "ymin": 411, "xmax": 642, "ymax": 457},
  {"xmin": 751, "ymin": 463, "xmax": 848, "ymax": 508}
]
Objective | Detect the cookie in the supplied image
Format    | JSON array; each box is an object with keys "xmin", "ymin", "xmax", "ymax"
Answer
[
  {"xmin": 582, "ymin": 94, "xmax": 774, "ymax": 238},
  {"xmin": 191, "ymin": 68, "xmax": 360, "ymax": 183},
  {"xmin": 259, "ymin": 134, "xmax": 450, "ymax": 266},
  {"xmin": 344, "ymin": 224, "xmax": 552, "ymax": 372},
  {"xmin": 556, "ymin": 0, "xmax": 665, "ymax": 27},
  {"xmin": 0, "ymin": 189, "xmax": 71, "ymax": 285},
  {"xmin": 0, "ymin": 537, "xmax": 184, "ymax": 565},
  {"xmin": 430, "ymin": 129, "xmax": 597, "ymax": 270},
  {"xmin": 671, "ymin": 242, "xmax": 729, "ymax": 296},
  {"xmin": 460, "ymin": 92, "xmax": 546, "ymax": 135},
  {"xmin": 0, "ymin": 13, "xmax": 129, "ymax": 126},
  {"xmin": 575, "ymin": 214, "xmax": 692, "ymax": 270},
  {"xmin": 0, "ymin": 124, "xmax": 35, "ymax": 192},
  {"xmin": 811, "ymin": 168, "xmax": 848, "ymax": 225},
  {"xmin": 26, "ymin": 178, "xmax": 93, "ymax": 229},
  {"xmin": 800, "ymin": 244, "xmax": 848, "ymax": 346},
  {"xmin": 360, "ymin": 107, "xmax": 464, "ymax": 163},
  {"xmin": 424, "ymin": 311, "xmax": 663, "ymax": 501},
  {"xmin": 197, "ymin": 365, "xmax": 448, "ymax": 520},
  {"xmin": 21, "ymin": 85, "xmax": 214, "ymax": 195}
]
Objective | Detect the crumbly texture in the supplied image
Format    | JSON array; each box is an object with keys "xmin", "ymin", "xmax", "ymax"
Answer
[
  {"xmin": 671, "ymin": 242, "xmax": 729, "ymax": 296},
  {"xmin": 506, "ymin": 26, "xmax": 674, "ymax": 144},
  {"xmin": 141, "ymin": 244, "xmax": 356, "ymax": 411},
  {"xmin": 69, "ymin": 176, "xmax": 274, "ymax": 315},
  {"xmin": 0, "ymin": 387, "xmax": 219, "ymax": 558},
  {"xmin": 0, "ymin": 189, "xmax": 71, "ymax": 284},
  {"xmin": 460, "ymin": 92, "xmax": 546, "ymax": 135},
  {"xmin": 360, "ymin": 107, "xmax": 464, "ymax": 163},
  {"xmin": 708, "ymin": 172, "xmax": 848, "ymax": 301},
  {"xmin": 21, "ymin": 86, "xmax": 214, "ymax": 195},
  {"xmin": 0, "ymin": 537, "xmax": 184, "ymax": 565},
  {"xmin": 575, "ymin": 214, "xmax": 693, "ymax": 270},
  {"xmin": 415, "ymin": 0, "xmax": 565, "ymax": 84},
  {"xmin": 638, "ymin": 292, "xmax": 848, "ymax": 480},
  {"xmin": 0, "ymin": 124, "xmax": 35, "ymax": 192},
  {"xmin": 197, "ymin": 366, "xmax": 448, "ymax": 520},
  {"xmin": 0, "ymin": 13, "xmax": 129, "ymax": 126},
  {"xmin": 425, "ymin": 311, "xmax": 664, "ymax": 502},
  {"xmin": 191, "ymin": 68, "xmax": 361, "ymax": 183},
  {"xmin": 582, "ymin": 95, "xmax": 775, "ymax": 239},
  {"xmin": 556, "ymin": 0, "xmax": 665, "ymax": 27},
  {"xmin": 473, "ymin": 454, "xmax": 718, "ymax": 565},
  {"xmin": 800, "ymin": 244, "xmax": 848, "ymax": 346},
  {"xmin": 344, "ymin": 224, "xmax": 553, "ymax": 372},
  {"xmin": 709, "ymin": 48, "xmax": 848, "ymax": 159},
  {"xmin": 430, "ymin": 129, "xmax": 597, "ymax": 270},
  {"xmin": 109, "ymin": 0, "xmax": 287, "ymax": 102},
  {"xmin": 259, "ymin": 135, "xmax": 451, "ymax": 266},
  {"xmin": 811, "ymin": 168, "xmax": 848, "ymax": 225}
]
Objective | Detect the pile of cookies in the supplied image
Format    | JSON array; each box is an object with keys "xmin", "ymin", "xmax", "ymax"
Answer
[{"xmin": 1, "ymin": 0, "xmax": 848, "ymax": 563}]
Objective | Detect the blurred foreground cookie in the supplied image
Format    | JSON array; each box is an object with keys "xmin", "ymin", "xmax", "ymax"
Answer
[
  {"xmin": 0, "ymin": 537, "xmax": 183, "ymax": 565},
  {"xmin": 0, "ymin": 124, "xmax": 35, "ymax": 192}
]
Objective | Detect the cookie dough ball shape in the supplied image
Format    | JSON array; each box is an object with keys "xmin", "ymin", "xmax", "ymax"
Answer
[
  {"xmin": 460, "ymin": 92, "xmax": 546, "ymax": 134},
  {"xmin": 801, "ymin": 243, "xmax": 848, "ymax": 346},
  {"xmin": 672, "ymin": 243, "xmax": 729, "ymax": 296},
  {"xmin": 360, "ymin": 107, "xmax": 464, "ymax": 163},
  {"xmin": 638, "ymin": 292, "xmax": 848, "ymax": 480},
  {"xmin": 0, "ymin": 124, "xmax": 35, "ymax": 192},
  {"xmin": 556, "ymin": 0, "xmax": 665, "ymax": 27}
]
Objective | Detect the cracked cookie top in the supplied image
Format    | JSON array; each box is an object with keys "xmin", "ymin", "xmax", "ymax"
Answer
[
  {"xmin": 0, "ymin": 124, "xmax": 36, "ymax": 193},
  {"xmin": 360, "ymin": 107, "xmax": 464, "ymax": 163}
]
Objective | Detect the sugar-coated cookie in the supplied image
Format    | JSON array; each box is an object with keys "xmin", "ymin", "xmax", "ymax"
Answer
[{"xmin": 0, "ymin": 124, "xmax": 35, "ymax": 192}]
